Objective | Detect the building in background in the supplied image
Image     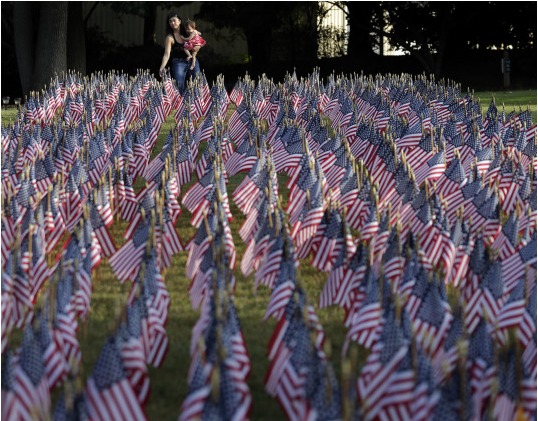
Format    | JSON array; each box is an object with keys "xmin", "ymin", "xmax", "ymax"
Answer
[{"xmin": 317, "ymin": 2, "xmax": 349, "ymax": 58}]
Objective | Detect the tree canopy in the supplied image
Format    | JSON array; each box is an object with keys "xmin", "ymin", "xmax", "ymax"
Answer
[{"xmin": 2, "ymin": 1, "xmax": 536, "ymax": 97}]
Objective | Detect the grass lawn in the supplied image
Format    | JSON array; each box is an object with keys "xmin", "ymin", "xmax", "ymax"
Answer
[
  {"xmin": 1, "ymin": 86, "xmax": 536, "ymax": 420},
  {"xmin": 473, "ymin": 89, "xmax": 537, "ymax": 122}
]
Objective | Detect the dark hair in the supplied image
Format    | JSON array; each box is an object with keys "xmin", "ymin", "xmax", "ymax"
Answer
[
  {"xmin": 179, "ymin": 21, "xmax": 189, "ymax": 38},
  {"xmin": 165, "ymin": 12, "xmax": 182, "ymax": 35}
]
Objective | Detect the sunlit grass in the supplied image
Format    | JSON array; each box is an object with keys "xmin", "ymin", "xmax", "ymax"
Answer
[{"xmin": 475, "ymin": 89, "xmax": 537, "ymax": 122}]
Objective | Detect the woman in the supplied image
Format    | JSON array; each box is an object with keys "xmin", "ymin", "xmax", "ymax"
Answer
[{"xmin": 158, "ymin": 12, "xmax": 201, "ymax": 93}]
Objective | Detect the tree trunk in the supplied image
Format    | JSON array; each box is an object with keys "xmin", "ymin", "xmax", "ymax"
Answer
[
  {"xmin": 33, "ymin": 2, "xmax": 68, "ymax": 92},
  {"xmin": 144, "ymin": 3, "xmax": 157, "ymax": 46},
  {"xmin": 246, "ymin": 28, "xmax": 271, "ymax": 68},
  {"xmin": 67, "ymin": 2, "xmax": 86, "ymax": 75},
  {"xmin": 433, "ymin": 3, "xmax": 452, "ymax": 76},
  {"xmin": 303, "ymin": 4, "xmax": 320, "ymax": 61},
  {"xmin": 346, "ymin": 2, "xmax": 376, "ymax": 57},
  {"xmin": 13, "ymin": 2, "xmax": 36, "ymax": 96},
  {"xmin": 243, "ymin": 3, "xmax": 276, "ymax": 68}
]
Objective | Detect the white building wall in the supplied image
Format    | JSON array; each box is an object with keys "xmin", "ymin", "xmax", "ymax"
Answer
[{"xmin": 318, "ymin": 2, "xmax": 349, "ymax": 58}]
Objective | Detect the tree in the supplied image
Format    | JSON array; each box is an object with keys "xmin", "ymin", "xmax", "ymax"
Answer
[
  {"xmin": 1, "ymin": 2, "xmax": 23, "ymax": 97},
  {"xmin": 103, "ymin": 1, "xmax": 180, "ymax": 47},
  {"xmin": 344, "ymin": 1, "xmax": 378, "ymax": 57},
  {"xmin": 451, "ymin": 2, "xmax": 536, "ymax": 51},
  {"xmin": 276, "ymin": 2, "xmax": 320, "ymax": 61},
  {"xmin": 67, "ymin": 2, "xmax": 86, "ymax": 74},
  {"xmin": 197, "ymin": 2, "xmax": 276, "ymax": 67},
  {"xmin": 197, "ymin": 2, "xmax": 322, "ymax": 67},
  {"xmin": 331, "ymin": 2, "xmax": 536, "ymax": 75},
  {"xmin": 14, "ymin": 2, "xmax": 68, "ymax": 96},
  {"xmin": 378, "ymin": 2, "xmax": 456, "ymax": 75}
]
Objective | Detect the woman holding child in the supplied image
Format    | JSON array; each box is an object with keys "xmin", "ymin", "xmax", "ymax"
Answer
[{"xmin": 158, "ymin": 12, "xmax": 205, "ymax": 93}]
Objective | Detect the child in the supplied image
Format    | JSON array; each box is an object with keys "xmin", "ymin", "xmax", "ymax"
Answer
[{"xmin": 182, "ymin": 20, "xmax": 206, "ymax": 70}]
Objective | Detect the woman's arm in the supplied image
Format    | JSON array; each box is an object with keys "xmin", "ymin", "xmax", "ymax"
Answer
[{"xmin": 159, "ymin": 35, "xmax": 173, "ymax": 75}]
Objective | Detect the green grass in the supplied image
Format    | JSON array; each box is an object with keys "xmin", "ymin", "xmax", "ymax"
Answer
[
  {"xmin": 1, "ymin": 87, "xmax": 536, "ymax": 420},
  {"xmin": 473, "ymin": 89, "xmax": 537, "ymax": 122}
]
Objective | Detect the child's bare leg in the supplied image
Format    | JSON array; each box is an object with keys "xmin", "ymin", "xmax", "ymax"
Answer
[
  {"xmin": 184, "ymin": 48, "xmax": 193, "ymax": 60},
  {"xmin": 190, "ymin": 47, "xmax": 200, "ymax": 70}
]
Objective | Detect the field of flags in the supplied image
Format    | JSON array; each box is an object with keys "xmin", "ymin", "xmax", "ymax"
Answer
[{"xmin": 1, "ymin": 66, "xmax": 536, "ymax": 420}]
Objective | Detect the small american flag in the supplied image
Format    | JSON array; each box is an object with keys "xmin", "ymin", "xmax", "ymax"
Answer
[
  {"xmin": 86, "ymin": 338, "xmax": 147, "ymax": 421},
  {"xmin": 13, "ymin": 326, "xmax": 51, "ymax": 420}
]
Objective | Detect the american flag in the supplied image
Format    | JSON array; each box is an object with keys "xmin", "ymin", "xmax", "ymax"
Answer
[
  {"xmin": 182, "ymin": 241, "xmax": 251, "ymax": 420},
  {"xmin": 493, "ymin": 345, "xmax": 535, "ymax": 420},
  {"xmin": 2, "ymin": 351, "xmax": 26, "ymax": 420},
  {"xmin": 502, "ymin": 230, "xmax": 537, "ymax": 284},
  {"xmin": 431, "ymin": 366, "xmax": 473, "ymax": 420},
  {"xmin": 323, "ymin": 143, "xmax": 350, "ymax": 190},
  {"xmin": 53, "ymin": 388, "xmax": 90, "ymax": 421},
  {"xmin": 254, "ymin": 229, "xmax": 285, "ymax": 291},
  {"xmin": 35, "ymin": 310, "xmax": 68, "ymax": 390},
  {"xmin": 1, "ymin": 68, "xmax": 537, "ymax": 421},
  {"xmin": 272, "ymin": 126, "xmax": 306, "ymax": 174},
  {"xmin": 5, "ymin": 256, "xmax": 34, "ymax": 329},
  {"xmin": 286, "ymin": 155, "xmax": 318, "ymax": 222},
  {"xmin": 264, "ymin": 237, "xmax": 296, "ymax": 320},
  {"xmin": 13, "ymin": 326, "xmax": 51, "ymax": 420},
  {"xmin": 469, "ymin": 321, "xmax": 497, "ymax": 418},
  {"xmin": 53, "ymin": 267, "xmax": 82, "ymax": 368},
  {"xmin": 345, "ymin": 265, "xmax": 385, "ymax": 351},
  {"xmin": 322, "ymin": 239, "xmax": 367, "ymax": 311},
  {"xmin": 225, "ymin": 138, "xmax": 259, "ymax": 177},
  {"xmin": 109, "ymin": 217, "xmax": 150, "ymax": 283},
  {"xmin": 34, "ymin": 155, "xmax": 56, "ymax": 197},
  {"xmin": 356, "ymin": 306, "xmax": 415, "ymax": 421},
  {"xmin": 62, "ymin": 127, "xmax": 81, "ymax": 166},
  {"xmin": 194, "ymin": 125, "xmax": 222, "ymax": 181},
  {"xmin": 411, "ymin": 274, "xmax": 453, "ymax": 357},
  {"xmin": 233, "ymin": 156, "xmax": 271, "ymax": 215},
  {"xmin": 59, "ymin": 173, "xmax": 83, "ymax": 234},
  {"xmin": 186, "ymin": 216, "xmax": 215, "ymax": 284},
  {"xmin": 229, "ymin": 79, "xmax": 245, "ymax": 106},
  {"xmin": 21, "ymin": 224, "xmax": 50, "ymax": 301},
  {"xmin": 241, "ymin": 214, "xmax": 273, "ymax": 277},
  {"xmin": 118, "ymin": 169, "xmax": 139, "ymax": 223},
  {"xmin": 116, "ymin": 308, "xmax": 150, "ymax": 405},
  {"xmin": 182, "ymin": 167, "xmax": 217, "ymax": 220},
  {"xmin": 381, "ymin": 226, "xmax": 405, "ymax": 284},
  {"xmin": 311, "ymin": 208, "xmax": 347, "ymax": 272},
  {"xmin": 193, "ymin": 113, "xmax": 215, "ymax": 149},
  {"xmin": 429, "ymin": 302, "xmax": 465, "ymax": 383},
  {"xmin": 227, "ymin": 100, "xmax": 251, "ymax": 142},
  {"xmin": 345, "ymin": 173, "xmax": 375, "ymax": 232},
  {"xmin": 266, "ymin": 287, "xmax": 341, "ymax": 421},
  {"xmin": 292, "ymin": 178, "xmax": 326, "ymax": 258},
  {"xmin": 411, "ymin": 352, "xmax": 441, "ymax": 421},
  {"xmin": 89, "ymin": 198, "xmax": 116, "ymax": 257},
  {"xmin": 178, "ymin": 356, "xmax": 211, "ymax": 421},
  {"xmin": 142, "ymin": 273, "xmax": 170, "ymax": 368},
  {"xmin": 87, "ymin": 132, "xmax": 110, "ymax": 185},
  {"xmin": 335, "ymin": 162, "xmax": 359, "ymax": 210},
  {"xmin": 493, "ymin": 278, "xmax": 527, "ymax": 345},
  {"xmin": 86, "ymin": 337, "xmax": 147, "ymax": 421},
  {"xmin": 1, "ymin": 270, "xmax": 17, "ymax": 353}
]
